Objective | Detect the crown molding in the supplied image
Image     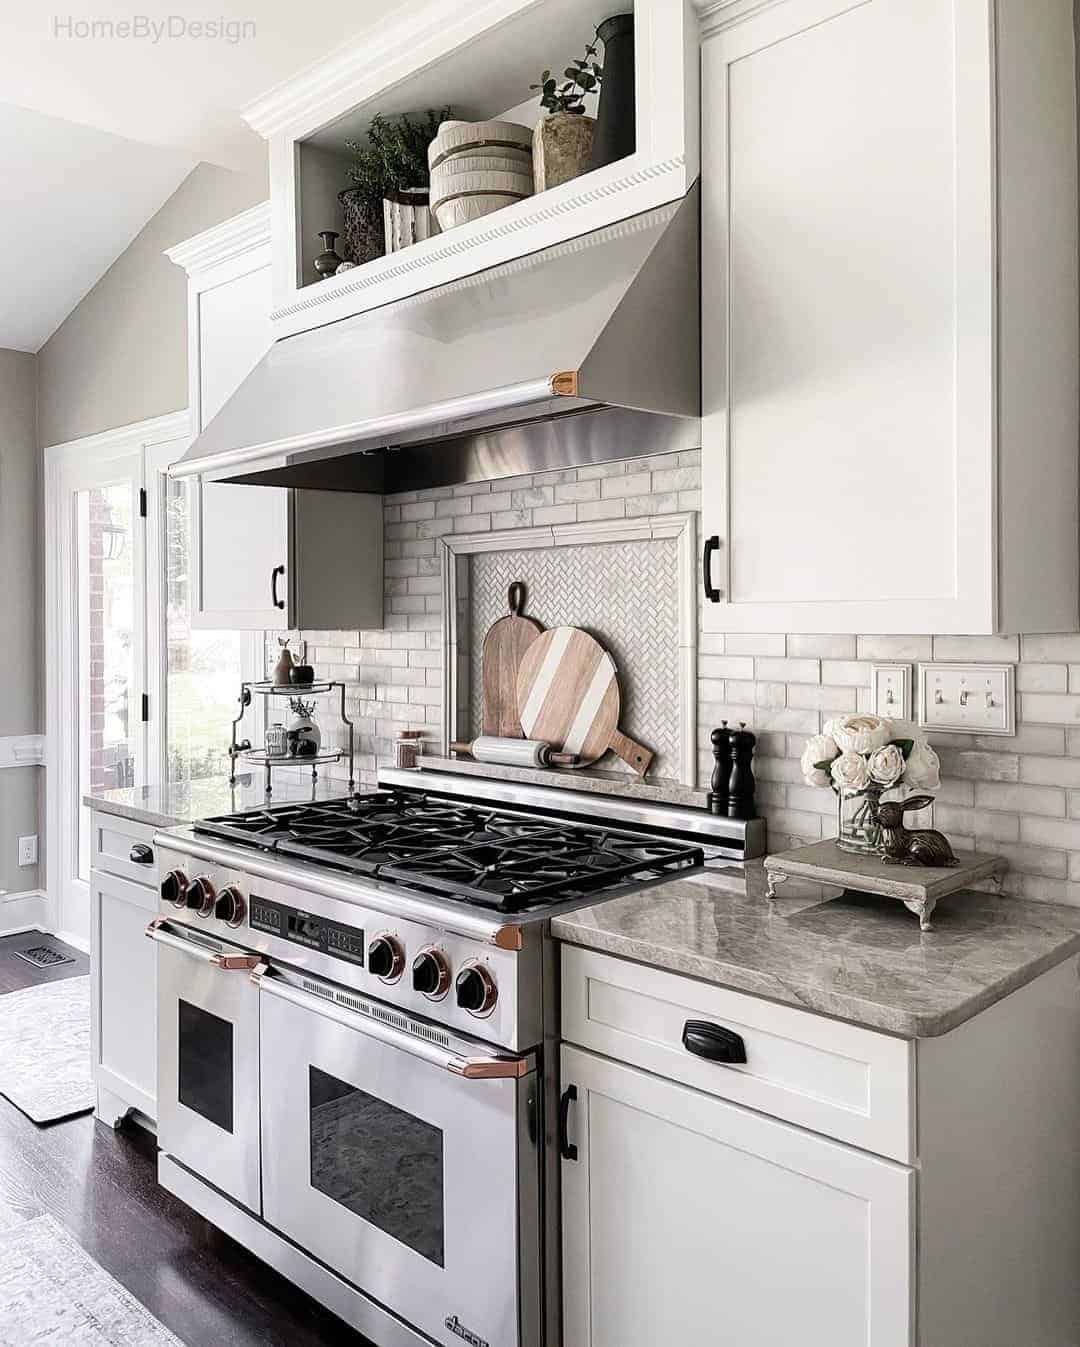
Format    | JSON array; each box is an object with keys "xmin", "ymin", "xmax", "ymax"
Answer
[
  {"xmin": 43, "ymin": 408, "xmax": 191, "ymax": 461},
  {"xmin": 241, "ymin": 0, "xmax": 530, "ymax": 140},
  {"xmin": 165, "ymin": 201, "xmax": 271, "ymax": 275}
]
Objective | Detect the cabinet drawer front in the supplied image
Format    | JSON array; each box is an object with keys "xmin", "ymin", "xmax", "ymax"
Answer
[
  {"xmin": 562, "ymin": 946, "xmax": 914, "ymax": 1161},
  {"xmin": 91, "ymin": 815, "xmax": 159, "ymax": 888}
]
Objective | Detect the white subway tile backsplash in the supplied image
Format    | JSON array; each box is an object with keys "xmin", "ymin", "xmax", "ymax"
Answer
[{"xmin": 271, "ymin": 455, "xmax": 1080, "ymax": 906}]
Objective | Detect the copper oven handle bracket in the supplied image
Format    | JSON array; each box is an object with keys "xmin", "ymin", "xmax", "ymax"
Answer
[
  {"xmin": 448, "ymin": 1056, "xmax": 533, "ymax": 1080},
  {"xmin": 212, "ymin": 952, "xmax": 264, "ymax": 971}
]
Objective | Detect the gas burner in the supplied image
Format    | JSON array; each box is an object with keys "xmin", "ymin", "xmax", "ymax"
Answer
[{"xmin": 194, "ymin": 789, "xmax": 704, "ymax": 912}]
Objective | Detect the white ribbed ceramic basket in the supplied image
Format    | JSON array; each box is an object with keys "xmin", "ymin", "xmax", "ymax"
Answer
[
  {"xmin": 428, "ymin": 119, "xmax": 533, "ymax": 171},
  {"xmin": 431, "ymin": 170, "xmax": 534, "ymax": 231}
]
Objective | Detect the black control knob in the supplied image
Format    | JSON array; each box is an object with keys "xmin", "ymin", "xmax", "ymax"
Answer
[
  {"xmin": 455, "ymin": 962, "xmax": 497, "ymax": 1016},
  {"xmin": 412, "ymin": 947, "xmax": 451, "ymax": 999},
  {"xmin": 368, "ymin": 934, "xmax": 405, "ymax": 982},
  {"xmin": 214, "ymin": 886, "xmax": 245, "ymax": 928},
  {"xmin": 186, "ymin": 875, "xmax": 216, "ymax": 918},
  {"xmin": 160, "ymin": 869, "xmax": 188, "ymax": 908}
]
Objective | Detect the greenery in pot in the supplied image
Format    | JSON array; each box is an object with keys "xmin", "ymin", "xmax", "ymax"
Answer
[
  {"xmin": 530, "ymin": 39, "xmax": 602, "ymax": 115},
  {"xmin": 340, "ymin": 108, "xmax": 450, "ymax": 263}
]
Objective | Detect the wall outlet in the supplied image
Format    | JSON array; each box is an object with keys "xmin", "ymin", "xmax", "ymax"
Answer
[
  {"xmin": 17, "ymin": 835, "xmax": 38, "ymax": 868},
  {"xmin": 917, "ymin": 663, "xmax": 1016, "ymax": 736}
]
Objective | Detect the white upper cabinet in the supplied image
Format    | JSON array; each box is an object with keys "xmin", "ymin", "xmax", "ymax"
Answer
[
  {"xmin": 168, "ymin": 207, "xmax": 384, "ymax": 632},
  {"xmin": 699, "ymin": 0, "xmax": 1079, "ymax": 634},
  {"xmin": 240, "ymin": 0, "xmax": 700, "ymax": 339}
]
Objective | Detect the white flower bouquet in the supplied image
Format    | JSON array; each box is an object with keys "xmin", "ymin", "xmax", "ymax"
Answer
[{"xmin": 800, "ymin": 714, "xmax": 940, "ymax": 854}]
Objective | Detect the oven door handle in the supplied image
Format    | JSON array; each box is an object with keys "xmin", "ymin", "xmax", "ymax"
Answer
[
  {"xmin": 255, "ymin": 969, "xmax": 533, "ymax": 1081},
  {"xmin": 145, "ymin": 916, "xmax": 265, "ymax": 972}
]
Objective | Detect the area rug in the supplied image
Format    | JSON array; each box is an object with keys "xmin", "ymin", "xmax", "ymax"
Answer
[
  {"xmin": 0, "ymin": 977, "xmax": 93, "ymax": 1123},
  {"xmin": 0, "ymin": 1215, "xmax": 184, "ymax": 1345}
]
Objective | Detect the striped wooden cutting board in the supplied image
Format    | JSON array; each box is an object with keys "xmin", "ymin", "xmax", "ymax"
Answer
[{"xmin": 516, "ymin": 626, "xmax": 654, "ymax": 775}]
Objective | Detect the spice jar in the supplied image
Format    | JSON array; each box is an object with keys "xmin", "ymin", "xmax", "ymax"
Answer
[{"xmin": 394, "ymin": 729, "xmax": 425, "ymax": 769}]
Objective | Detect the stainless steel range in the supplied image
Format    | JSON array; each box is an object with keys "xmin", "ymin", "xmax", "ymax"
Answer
[{"xmin": 149, "ymin": 769, "xmax": 764, "ymax": 1347}]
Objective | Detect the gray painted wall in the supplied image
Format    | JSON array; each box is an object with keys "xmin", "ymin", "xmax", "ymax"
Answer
[
  {"xmin": 0, "ymin": 347, "xmax": 40, "ymax": 892},
  {"xmin": 37, "ymin": 161, "xmax": 267, "ymax": 448}
]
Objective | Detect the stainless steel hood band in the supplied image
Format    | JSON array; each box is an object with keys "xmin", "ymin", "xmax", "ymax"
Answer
[
  {"xmin": 170, "ymin": 376, "xmax": 563, "ymax": 480},
  {"xmin": 254, "ymin": 966, "xmax": 534, "ymax": 1080}
]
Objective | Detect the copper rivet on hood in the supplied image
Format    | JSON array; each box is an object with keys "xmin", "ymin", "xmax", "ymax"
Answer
[{"xmin": 550, "ymin": 370, "xmax": 579, "ymax": 397}]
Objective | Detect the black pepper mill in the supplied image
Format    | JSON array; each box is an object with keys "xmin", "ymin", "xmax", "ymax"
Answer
[
  {"xmin": 727, "ymin": 722, "xmax": 757, "ymax": 820},
  {"xmin": 706, "ymin": 722, "xmax": 733, "ymax": 816}
]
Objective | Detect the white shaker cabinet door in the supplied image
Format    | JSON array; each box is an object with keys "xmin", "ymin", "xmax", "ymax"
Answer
[
  {"xmin": 560, "ymin": 1044, "xmax": 913, "ymax": 1347},
  {"xmin": 699, "ymin": 0, "xmax": 1078, "ymax": 634},
  {"xmin": 189, "ymin": 252, "xmax": 290, "ymax": 630}
]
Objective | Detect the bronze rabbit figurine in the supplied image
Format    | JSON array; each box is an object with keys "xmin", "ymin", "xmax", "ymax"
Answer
[{"xmin": 876, "ymin": 794, "xmax": 959, "ymax": 867}]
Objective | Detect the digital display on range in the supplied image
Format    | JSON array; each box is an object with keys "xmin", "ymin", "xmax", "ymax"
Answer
[{"xmin": 249, "ymin": 895, "xmax": 364, "ymax": 967}]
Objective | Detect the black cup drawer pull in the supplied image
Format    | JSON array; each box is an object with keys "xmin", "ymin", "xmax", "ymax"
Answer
[
  {"xmin": 682, "ymin": 1019, "xmax": 747, "ymax": 1065},
  {"xmin": 129, "ymin": 844, "xmax": 154, "ymax": 866}
]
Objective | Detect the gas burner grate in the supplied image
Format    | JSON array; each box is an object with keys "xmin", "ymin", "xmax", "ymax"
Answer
[
  {"xmin": 13, "ymin": 944, "xmax": 76, "ymax": 969},
  {"xmin": 194, "ymin": 789, "xmax": 705, "ymax": 912}
]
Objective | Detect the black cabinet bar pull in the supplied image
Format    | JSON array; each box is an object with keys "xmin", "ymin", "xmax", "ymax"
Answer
[
  {"xmin": 702, "ymin": 535, "xmax": 722, "ymax": 602},
  {"xmin": 129, "ymin": 844, "xmax": 154, "ymax": 866},
  {"xmin": 682, "ymin": 1019, "xmax": 747, "ymax": 1065},
  {"xmin": 558, "ymin": 1084, "xmax": 579, "ymax": 1161},
  {"xmin": 271, "ymin": 564, "xmax": 286, "ymax": 610}
]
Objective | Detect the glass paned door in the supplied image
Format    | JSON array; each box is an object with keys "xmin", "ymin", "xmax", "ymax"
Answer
[
  {"xmin": 74, "ymin": 480, "xmax": 143, "ymax": 881},
  {"xmin": 55, "ymin": 452, "xmax": 146, "ymax": 940}
]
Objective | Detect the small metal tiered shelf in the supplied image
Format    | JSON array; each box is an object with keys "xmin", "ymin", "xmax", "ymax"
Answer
[{"xmin": 229, "ymin": 681, "xmax": 355, "ymax": 794}]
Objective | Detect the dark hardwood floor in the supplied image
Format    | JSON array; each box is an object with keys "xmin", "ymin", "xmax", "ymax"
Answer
[
  {"xmin": 0, "ymin": 930, "xmax": 88, "ymax": 992},
  {"xmin": 0, "ymin": 932, "xmax": 371, "ymax": 1347}
]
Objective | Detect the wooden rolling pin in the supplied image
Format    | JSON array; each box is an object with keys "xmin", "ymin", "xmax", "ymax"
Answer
[{"xmin": 449, "ymin": 736, "xmax": 579, "ymax": 768}]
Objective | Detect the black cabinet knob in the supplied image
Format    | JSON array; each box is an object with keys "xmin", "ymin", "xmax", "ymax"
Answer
[{"xmin": 129, "ymin": 843, "xmax": 154, "ymax": 866}]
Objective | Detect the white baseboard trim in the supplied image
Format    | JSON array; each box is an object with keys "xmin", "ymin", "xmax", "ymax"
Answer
[
  {"xmin": 53, "ymin": 928, "xmax": 90, "ymax": 955},
  {"xmin": 0, "ymin": 735, "xmax": 45, "ymax": 769},
  {"xmin": 0, "ymin": 890, "xmax": 48, "ymax": 935}
]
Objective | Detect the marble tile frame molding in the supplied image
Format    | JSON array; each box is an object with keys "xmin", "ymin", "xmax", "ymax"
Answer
[{"xmin": 439, "ymin": 514, "xmax": 699, "ymax": 786}]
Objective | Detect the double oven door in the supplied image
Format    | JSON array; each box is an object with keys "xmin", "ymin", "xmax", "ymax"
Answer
[
  {"xmin": 259, "ymin": 967, "xmax": 541, "ymax": 1347},
  {"xmin": 153, "ymin": 918, "xmax": 541, "ymax": 1347},
  {"xmin": 152, "ymin": 918, "xmax": 263, "ymax": 1214}
]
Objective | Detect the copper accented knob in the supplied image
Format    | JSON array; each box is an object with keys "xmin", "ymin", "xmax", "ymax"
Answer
[
  {"xmin": 411, "ymin": 947, "xmax": 451, "ymax": 999},
  {"xmin": 186, "ymin": 875, "xmax": 216, "ymax": 918},
  {"xmin": 160, "ymin": 869, "xmax": 188, "ymax": 908},
  {"xmin": 368, "ymin": 934, "xmax": 405, "ymax": 982},
  {"xmin": 455, "ymin": 961, "xmax": 498, "ymax": 1016},
  {"xmin": 214, "ymin": 886, "xmax": 245, "ymax": 928}
]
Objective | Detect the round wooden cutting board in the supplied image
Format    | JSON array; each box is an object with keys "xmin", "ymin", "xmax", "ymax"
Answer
[
  {"xmin": 481, "ymin": 582, "xmax": 544, "ymax": 737},
  {"xmin": 515, "ymin": 626, "xmax": 654, "ymax": 776}
]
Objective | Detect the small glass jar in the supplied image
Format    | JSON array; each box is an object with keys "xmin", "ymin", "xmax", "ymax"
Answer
[
  {"xmin": 265, "ymin": 724, "xmax": 289, "ymax": 759},
  {"xmin": 394, "ymin": 729, "xmax": 425, "ymax": 769},
  {"xmin": 837, "ymin": 785, "xmax": 885, "ymax": 854}
]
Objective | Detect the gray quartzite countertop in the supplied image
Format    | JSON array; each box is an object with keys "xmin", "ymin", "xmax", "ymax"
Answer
[
  {"xmin": 84, "ymin": 775, "xmax": 351, "ymax": 830},
  {"xmin": 552, "ymin": 862, "xmax": 1080, "ymax": 1038}
]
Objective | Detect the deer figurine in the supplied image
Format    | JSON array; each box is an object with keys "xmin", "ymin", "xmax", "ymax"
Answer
[{"xmin": 876, "ymin": 795, "xmax": 959, "ymax": 868}]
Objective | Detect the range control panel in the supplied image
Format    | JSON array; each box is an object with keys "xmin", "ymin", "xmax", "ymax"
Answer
[{"xmin": 249, "ymin": 895, "xmax": 365, "ymax": 967}]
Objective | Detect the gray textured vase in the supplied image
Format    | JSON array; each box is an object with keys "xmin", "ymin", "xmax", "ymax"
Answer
[{"xmin": 533, "ymin": 113, "xmax": 596, "ymax": 192}]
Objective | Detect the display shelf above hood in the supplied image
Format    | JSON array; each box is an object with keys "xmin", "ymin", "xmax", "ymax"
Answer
[{"xmin": 170, "ymin": 189, "xmax": 699, "ymax": 492}]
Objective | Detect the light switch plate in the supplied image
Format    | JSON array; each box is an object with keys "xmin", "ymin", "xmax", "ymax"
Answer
[
  {"xmin": 916, "ymin": 663, "xmax": 1016, "ymax": 736},
  {"xmin": 871, "ymin": 664, "xmax": 912, "ymax": 721}
]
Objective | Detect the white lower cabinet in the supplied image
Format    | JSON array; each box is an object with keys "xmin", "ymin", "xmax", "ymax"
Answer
[
  {"xmin": 560, "ymin": 1043, "xmax": 912, "ymax": 1347},
  {"xmin": 89, "ymin": 812, "xmax": 158, "ymax": 1126}
]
